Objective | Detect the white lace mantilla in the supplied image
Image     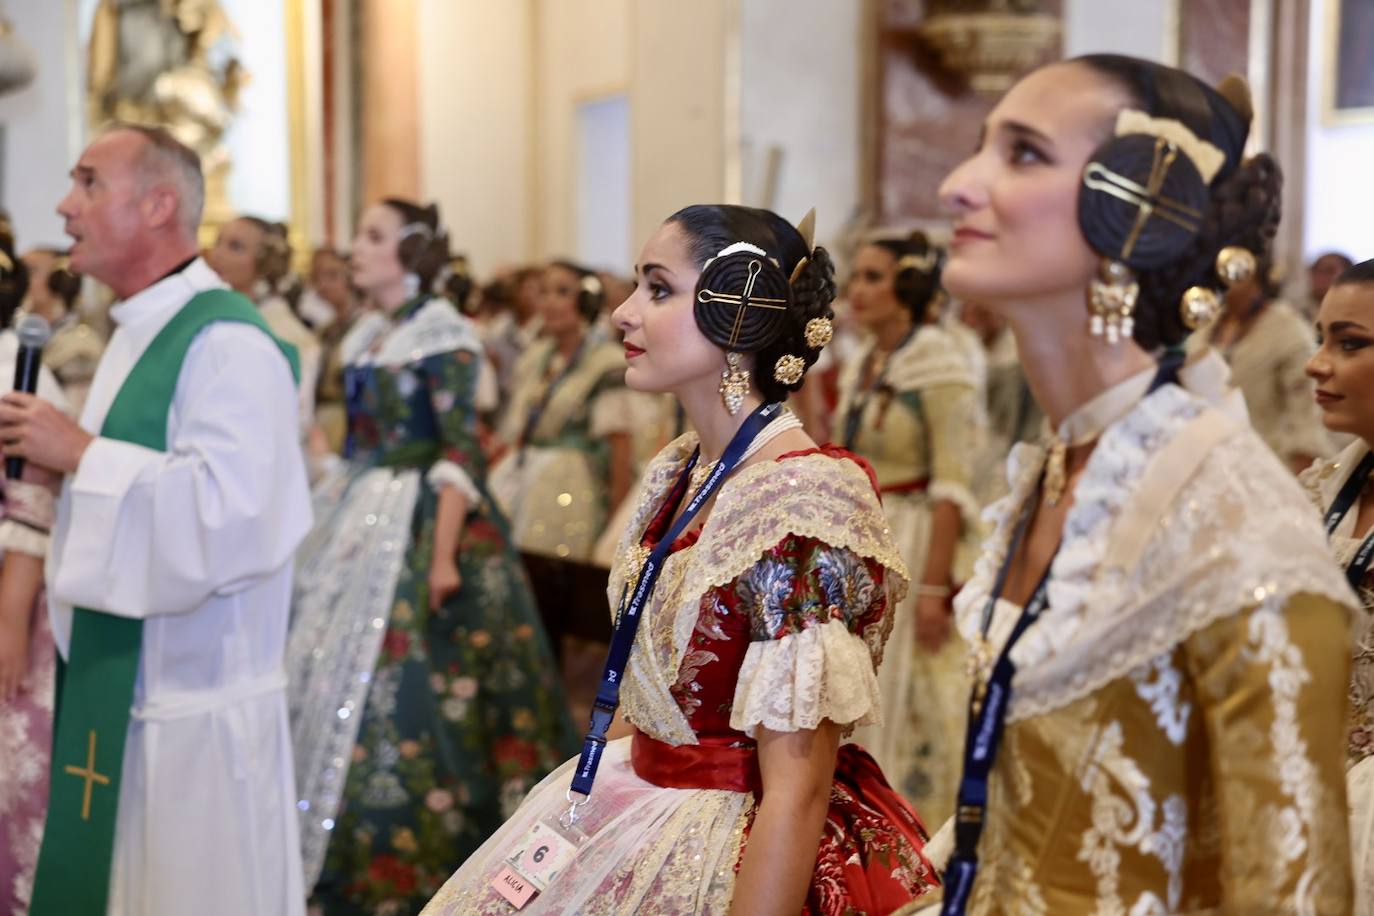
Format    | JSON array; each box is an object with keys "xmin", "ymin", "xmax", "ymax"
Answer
[
  {"xmin": 340, "ymin": 297, "xmax": 482, "ymax": 368},
  {"xmin": 956, "ymin": 383, "xmax": 1357, "ymax": 722}
]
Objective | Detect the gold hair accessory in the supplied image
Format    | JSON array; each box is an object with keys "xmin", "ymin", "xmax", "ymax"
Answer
[
  {"xmin": 1115, "ymin": 109, "xmax": 1224, "ymax": 182},
  {"xmin": 1082, "ymin": 142, "xmax": 1202, "ymax": 261},
  {"xmin": 1088, "ymin": 258, "xmax": 1138, "ymax": 344},
  {"xmin": 1180, "ymin": 285, "xmax": 1222, "ymax": 331},
  {"xmin": 804, "ymin": 317, "xmax": 833, "ymax": 350},
  {"xmin": 897, "ymin": 251, "xmax": 939, "ymax": 274},
  {"xmin": 1214, "ymin": 246, "xmax": 1256, "ymax": 289},
  {"xmin": 698, "ymin": 259, "xmax": 789, "ymax": 348},
  {"xmin": 788, "ymin": 208, "xmax": 818, "ymax": 284},
  {"xmin": 773, "ymin": 354, "xmax": 805, "ymax": 386},
  {"xmin": 719, "ymin": 351, "xmax": 750, "ymax": 415}
]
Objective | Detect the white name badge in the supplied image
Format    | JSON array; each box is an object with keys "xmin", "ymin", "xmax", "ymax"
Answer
[{"xmin": 491, "ymin": 817, "xmax": 585, "ymax": 909}]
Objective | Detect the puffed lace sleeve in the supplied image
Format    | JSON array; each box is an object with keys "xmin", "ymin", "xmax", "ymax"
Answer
[
  {"xmin": 0, "ymin": 478, "xmax": 57, "ymax": 558},
  {"xmin": 729, "ymin": 533, "xmax": 889, "ymax": 737}
]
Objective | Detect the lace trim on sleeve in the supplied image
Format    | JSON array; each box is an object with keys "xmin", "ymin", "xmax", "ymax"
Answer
[
  {"xmin": 425, "ymin": 460, "xmax": 481, "ymax": 503},
  {"xmin": 0, "ymin": 519, "xmax": 49, "ymax": 557},
  {"xmin": 729, "ymin": 617, "xmax": 882, "ymax": 737}
]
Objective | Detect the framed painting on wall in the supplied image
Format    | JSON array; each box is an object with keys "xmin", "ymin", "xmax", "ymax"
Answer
[{"xmin": 1326, "ymin": 0, "xmax": 1374, "ymax": 124}]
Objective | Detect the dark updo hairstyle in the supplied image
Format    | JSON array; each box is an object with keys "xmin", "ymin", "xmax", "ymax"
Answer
[
  {"xmin": 31, "ymin": 247, "xmax": 81, "ymax": 311},
  {"xmin": 1073, "ymin": 54, "xmax": 1282, "ymax": 351},
  {"xmin": 669, "ymin": 204, "xmax": 836, "ymax": 404},
  {"xmin": 0, "ymin": 245, "xmax": 27, "ymax": 332},
  {"xmin": 382, "ymin": 198, "xmax": 449, "ymax": 289},
  {"xmin": 239, "ymin": 216, "xmax": 293, "ymax": 290},
  {"xmin": 1334, "ymin": 258, "xmax": 1374, "ymax": 289},
  {"xmin": 549, "ymin": 259, "xmax": 605, "ymax": 322},
  {"xmin": 443, "ymin": 254, "xmax": 476, "ymax": 314},
  {"xmin": 866, "ymin": 231, "xmax": 944, "ymax": 323}
]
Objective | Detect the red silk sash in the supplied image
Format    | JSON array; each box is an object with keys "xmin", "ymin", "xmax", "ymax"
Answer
[{"xmin": 630, "ymin": 730, "xmax": 762, "ymax": 793}]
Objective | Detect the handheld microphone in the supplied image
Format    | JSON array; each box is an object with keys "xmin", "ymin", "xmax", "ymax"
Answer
[{"xmin": 6, "ymin": 314, "xmax": 52, "ymax": 480}]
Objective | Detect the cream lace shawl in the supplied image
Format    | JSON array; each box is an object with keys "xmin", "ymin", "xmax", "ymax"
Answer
[
  {"xmin": 606, "ymin": 434, "xmax": 909, "ymax": 745},
  {"xmin": 956, "ymin": 379, "xmax": 1356, "ymax": 723}
]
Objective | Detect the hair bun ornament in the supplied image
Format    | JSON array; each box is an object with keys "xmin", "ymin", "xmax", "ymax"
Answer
[
  {"xmin": 694, "ymin": 248, "xmax": 793, "ymax": 352},
  {"xmin": 1079, "ymin": 132, "xmax": 1211, "ymax": 270}
]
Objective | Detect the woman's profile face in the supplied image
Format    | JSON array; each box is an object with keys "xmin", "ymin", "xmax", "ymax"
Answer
[
  {"xmin": 848, "ymin": 244, "xmax": 909, "ymax": 330},
  {"xmin": 349, "ymin": 204, "xmax": 407, "ymax": 304},
  {"xmin": 208, "ymin": 217, "xmax": 265, "ymax": 296},
  {"xmin": 938, "ymin": 62, "xmax": 1130, "ymax": 314},
  {"xmin": 537, "ymin": 264, "xmax": 586, "ymax": 338},
  {"xmin": 1307, "ymin": 282, "xmax": 1374, "ymax": 441},
  {"xmin": 613, "ymin": 220, "xmax": 726, "ymax": 395}
]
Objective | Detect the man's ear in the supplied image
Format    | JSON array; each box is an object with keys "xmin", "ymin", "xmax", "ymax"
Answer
[{"xmin": 141, "ymin": 184, "xmax": 180, "ymax": 233}]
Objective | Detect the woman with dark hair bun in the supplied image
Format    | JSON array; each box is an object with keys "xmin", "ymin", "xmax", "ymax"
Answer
[
  {"xmin": 1200, "ymin": 229, "xmax": 1331, "ymax": 471},
  {"xmin": 488, "ymin": 258, "xmax": 633, "ymax": 562},
  {"xmin": 1303, "ymin": 258, "xmax": 1374, "ymax": 911},
  {"xmin": 928, "ymin": 55, "xmax": 1354, "ymax": 912},
  {"xmin": 20, "ymin": 247, "xmax": 104, "ymax": 417},
  {"xmin": 423, "ymin": 204, "xmax": 939, "ymax": 914},
  {"xmin": 837, "ymin": 230, "xmax": 984, "ymax": 829},
  {"xmin": 207, "ymin": 215, "xmax": 322, "ymax": 432},
  {"xmin": 285, "ymin": 198, "xmax": 576, "ymax": 915}
]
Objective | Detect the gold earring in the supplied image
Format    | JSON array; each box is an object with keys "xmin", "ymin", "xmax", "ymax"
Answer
[
  {"xmin": 1180, "ymin": 285, "xmax": 1222, "ymax": 330},
  {"xmin": 1088, "ymin": 258, "xmax": 1139, "ymax": 344},
  {"xmin": 1215, "ymin": 246, "xmax": 1256, "ymax": 289},
  {"xmin": 773, "ymin": 354, "xmax": 805, "ymax": 385},
  {"xmin": 719, "ymin": 351, "xmax": 750, "ymax": 415}
]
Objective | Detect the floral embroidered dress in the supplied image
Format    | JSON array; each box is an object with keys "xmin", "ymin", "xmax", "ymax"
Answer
[
  {"xmin": 836, "ymin": 324, "xmax": 986, "ymax": 829},
  {"xmin": 0, "ymin": 328, "xmax": 65, "ymax": 916},
  {"xmin": 286, "ymin": 296, "xmax": 577, "ymax": 915},
  {"xmin": 0, "ymin": 478, "xmax": 57, "ymax": 916},
  {"xmin": 930, "ymin": 352, "xmax": 1356, "ymax": 913},
  {"xmin": 422, "ymin": 435, "xmax": 940, "ymax": 915},
  {"xmin": 488, "ymin": 335, "xmax": 629, "ymax": 561},
  {"xmin": 1302, "ymin": 439, "xmax": 1374, "ymax": 913}
]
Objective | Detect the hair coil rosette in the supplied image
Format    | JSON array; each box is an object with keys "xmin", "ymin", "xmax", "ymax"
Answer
[
  {"xmin": 1078, "ymin": 133, "xmax": 1211, "ymax": 270},
  {"xmin": 693, "ymin": 247, "xmax": 794, "ymax": 352}
]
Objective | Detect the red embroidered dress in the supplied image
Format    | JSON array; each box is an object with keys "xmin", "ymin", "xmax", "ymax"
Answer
[{"xmin": 423, "ymin": 436, "xmax": 938, "ymax": 915}]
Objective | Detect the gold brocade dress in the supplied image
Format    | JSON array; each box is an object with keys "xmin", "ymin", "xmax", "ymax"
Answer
[
  {"xmin": 839, "ymin": 325, "xmax": 986, "ymax": 829},
  {"xmin": 938, "ymin": 358, "xmax": 1356, "ymax": 914},
  {"xmin": 1302, "ymin": 440, "xmax": 1374, "ymax": 914},
  {"xmin": 489, "ymin": 336, "xmax": 628, "ymax": 561}
]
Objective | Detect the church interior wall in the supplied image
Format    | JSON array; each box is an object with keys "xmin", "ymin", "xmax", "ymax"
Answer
[
  {"xmin": 0, "ymin": 0, "xmax": 84, "ymax": 250},
  {"xmin": 1304, "ymin": 0, "xmax": 1374, "ymax": 261}
]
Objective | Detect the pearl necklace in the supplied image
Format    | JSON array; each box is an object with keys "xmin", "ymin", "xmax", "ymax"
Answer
[{"xmin": 687, "ymin": 409, "xmax": 804, "ymax": 495}]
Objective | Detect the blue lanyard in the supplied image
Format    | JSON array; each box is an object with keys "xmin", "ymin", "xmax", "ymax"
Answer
[
  {"xmin": 567, "ymin": 401, "xmax": 783, "ymax": 807},
  {"xmin": 1324, "ymin": 451, "xmax": 1374, "ymax": 591},
  {"xmin": 940, "ymin": 487, "xmax": 1053, "ymax": 916},
  {"xmin": 942, "ymin": 362, "xmax": 1176, "ymax": 914},
  {"xmin": 519, "ymin": 337, "xmax": 588, "ymax": 455},
  {"xmin": 843, "ymin": 328, "xmax": 915, "ymax": 451}
]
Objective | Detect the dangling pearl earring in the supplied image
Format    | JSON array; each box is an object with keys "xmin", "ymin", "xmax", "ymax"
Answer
[
  {"xmin": 403, "ymin": 272, "xmax": 421, "ymax": 300},
  {"xmin": 718, "ymin": 351, "xmax": 750, "ymax": 415}
]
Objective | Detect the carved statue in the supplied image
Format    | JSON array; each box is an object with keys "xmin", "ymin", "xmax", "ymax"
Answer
[{"xmin": 87, "ymin": 0, "xmax": 246, "ymax": 226}]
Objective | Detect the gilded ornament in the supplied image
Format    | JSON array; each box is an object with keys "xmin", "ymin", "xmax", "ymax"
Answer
[
  {"xmin": 772, "ymin": 354, "xmax": 805, "ymax": 386},
  {"xmin": 1214, "ymin": 245, "xmax": 1257, "ymax": 290},
  {"xmin": 1179, "ymin": 285, "xmax": 1222, "ymax": 331},
  {"xmin": 1087, "ymin": 258, "xmax": 1138, "ymax": 344},
  {"xmin": 719, "ymin": 351, "xmax": 750, "ymax": 415},
  {"xmin": 804, "ymin": 317, "xmax": 834, "ymax": 350}
]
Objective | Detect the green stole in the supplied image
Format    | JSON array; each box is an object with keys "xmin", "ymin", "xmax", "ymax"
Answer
[{"xmin": 29, "ymin": 288, "xmax": 299, "ymax": 916}]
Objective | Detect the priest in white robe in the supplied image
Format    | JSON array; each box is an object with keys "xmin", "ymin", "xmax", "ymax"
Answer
[{"xmin": 0, "ymin": 125, "xmax": 311, "ymax": 916}]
